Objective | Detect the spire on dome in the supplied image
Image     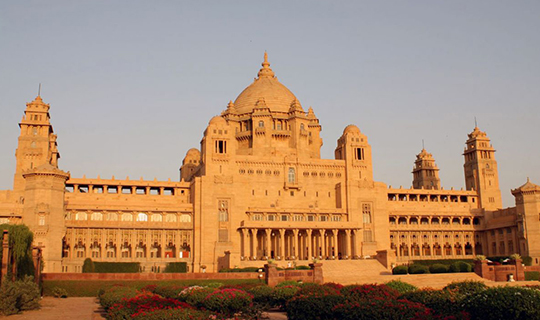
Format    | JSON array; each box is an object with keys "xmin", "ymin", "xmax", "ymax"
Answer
[{"xmin": 257, "ymin": 52, "xmax": 275, "ymax": 78}]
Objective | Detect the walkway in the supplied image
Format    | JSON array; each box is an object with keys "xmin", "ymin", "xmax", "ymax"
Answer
[{"xmin": 0, "ymin": 297, "xmax": 104, "ymax": 320}]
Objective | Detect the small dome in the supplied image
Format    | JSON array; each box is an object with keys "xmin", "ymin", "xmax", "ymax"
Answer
[
  {"xmin": 343, "ymin": 125, "xmax": 361, "ymax": 135},
  {"xmin": 233, "ymin": 53, "xmax": 298, "ymax": 114},
  {"xmin": 186, "ymin": 148, "xmax": 200, "ymax": 157},
  {"xmin": 208, "ymin": 116, "xmax": 227, "ymax": 126}
]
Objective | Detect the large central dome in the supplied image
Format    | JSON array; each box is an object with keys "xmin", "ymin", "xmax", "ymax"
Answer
[{"xmin": 233, "ymin": 53, "xmax": 298, "ymax": 114}]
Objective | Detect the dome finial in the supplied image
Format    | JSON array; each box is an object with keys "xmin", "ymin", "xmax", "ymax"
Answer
[{"xmin": 258, "ymin": 51, "xmax": 275, "ymax": 78}]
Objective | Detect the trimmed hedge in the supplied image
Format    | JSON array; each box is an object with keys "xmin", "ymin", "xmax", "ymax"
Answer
[
  {"xmin": 412, "ymin": 259, "xmax": 474, "ymax": 266},
  {"xmin": 408, "ymin": 264, "xmax": 429, "ymax": 274},
  {"xmin": 429, "ymin": 263, "xmax": 449, "ymax": 273},
  {"xmin": 525, "ymin": 271, "xmax": 540, "ymax": 281},
  {"xmin": 81, "ymin": 259, "xmax": 140, "ymax": 273},
  {"xmin": 449, "ymin": 261, "xmax": 472, "ymax": 273},
  {"xmin": 392, "ymin": 265, "xmax": 408, "ymax": 274},
  {"xmin": 163, "ymin": 262, "xmax": 187, "ymax": 273},
  {"xmin": 219, "ymin": 267, "xmax": 261, "ymax": 273}
]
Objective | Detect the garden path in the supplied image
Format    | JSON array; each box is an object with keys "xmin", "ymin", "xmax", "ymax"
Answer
[{"xmin": 0, "ymin": 297, "xmax": 104, "ymax": 320}]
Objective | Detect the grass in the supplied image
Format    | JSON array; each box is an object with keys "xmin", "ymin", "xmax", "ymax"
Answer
[{"xmin": 42, "ymin": 279, "xmax": 261, "ymax": 297}]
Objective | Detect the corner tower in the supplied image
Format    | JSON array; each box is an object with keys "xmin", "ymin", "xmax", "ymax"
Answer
[
  {"xmin": 412, "ymin": 148, "xmax": 440, "ymax": 190},
  {"xmin": 463, "ymin": 127, "xmax": 502, "ymax": 210},
  {"xmin": 13, "ymin": 96, "xmax": 60, "ymax": 194}
]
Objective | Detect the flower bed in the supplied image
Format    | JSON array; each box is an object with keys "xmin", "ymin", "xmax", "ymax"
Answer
[{"xmin": 96, "ymin": 280, "xmax": 540, "ymax": 320}]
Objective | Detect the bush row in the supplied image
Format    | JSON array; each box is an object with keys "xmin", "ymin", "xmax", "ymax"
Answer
[{"xmin": 393, "ymin": 261, "xmax": 472, "ymax": 274}]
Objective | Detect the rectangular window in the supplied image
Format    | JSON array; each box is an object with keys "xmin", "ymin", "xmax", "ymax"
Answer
[
  {"xmin": 355, "ymin": 148, "xmax": 365, "ymax": 160},
  {"xmin": 267, "ymin": 215, "xmax": 276, "ymax": 221},
  {"xmin": 293, "ymin": 214, "xmax": 303, "ymax": 221},
  {"xmin": 363, "ymin": 230, "xmax": 373, "ymax": 242},
  {"xmin": 218, "ymin": 200, "xmax": 229, "ymax": 222},
  {"xmin": 215, "ymin": 140, "xmax": 227, "ymax": 154},
  {"xmin": 281, "ymin": 215, "xmax": 289, "ymax": 221},
  {"xmin": 362, "ymin": 203, "xmax": 372, "ymax": 224},
  {"xmin": 252, "ymin": 214, "xmax": 262, "ymax": 221},
  {"xmin": 332, "ymin": 215, "xmax": 341, "ymax": 222},
  {"xmin": 320, "ymin": 215, "xmax": 328, "ymax": 222},
  {"xmin": 307, "ymin": 215, "xmax": 315, "ymax": 222},
  {"xmin": 107, "ymin": 186, "xmax": 118, "ymax": 194}
]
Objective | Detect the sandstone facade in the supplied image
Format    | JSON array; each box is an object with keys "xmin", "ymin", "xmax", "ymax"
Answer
[{"xmin": 1, "ymin": 53, "xmax": 539, "ymax": 273}]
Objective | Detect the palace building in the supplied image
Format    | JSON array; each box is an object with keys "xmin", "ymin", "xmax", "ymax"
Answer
[{"xmin": 1, "ymin": 53, "xmax": 539, "ymax": 273}]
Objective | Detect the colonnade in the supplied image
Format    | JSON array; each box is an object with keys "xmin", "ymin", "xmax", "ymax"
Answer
[{"xmin": 240, "ymin": 228, "xmax": 361, "ymax": 260}]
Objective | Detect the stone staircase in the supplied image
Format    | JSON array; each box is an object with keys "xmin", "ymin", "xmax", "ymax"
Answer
[{"xmin": 321, "ymin": 259, "xmax": 490, "ymax": 288}]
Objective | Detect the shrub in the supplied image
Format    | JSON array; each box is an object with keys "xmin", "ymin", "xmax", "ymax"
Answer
[
  {"xmin": 108, "ymin": 292, "xmax": 193, "ymax": 320},
  {"xmin": 443, "ymin": 280, "xmax": 487, "ymax": 297},
  {"xmin": 52, "ymin": 287, "xmax": 68, "ymax": 298},
  {"xmin": 296, "ymin": 265, "xmax": 311, "ymax": 270},
  {"xmin": 408, "ymin": 264, "xmax": 429, "ymax": 274},
  {"xmin": 340, "ymin": 284, "xmax": 399, "ymax": 302},
  {"xmin": 248, "ymin": 285, "xmax": 274, "ymax": 305},
  {"xmin": 0, "ymin": 276, "xmax": 41, "ymax": 316},
  {"xmin": 297, "ymin": 283, "xmax": 340, "ymax": 296},
  {"xmin": 525, "ymin": 271, "xmax": 540, "ymax": 281},
  {"xmin": 286, "ymin": 290, "xmax": 344, "ymax": 320},
  {"xmin": 131, "ymin": 308, "xmax": 209, "ymax": 320},
  {"xmin": 163, "ymin": 262, "xmax": 187, "ymax": 273},
  {"xmin": 276, "ymin": 280, "xmax": 302, "ymax": 287},
  {"xmin": 385, "ymin": 280, "xmax": 417, "ymax": 294},
  {"xmin": 151, "ymin": 285, "xmax": 186, "ymax": 298},
  {"xmin": 178, "ymin": 286, "xmax": 216, "ymax": 308},
  {"xmin": 202, "ymin": 288, "xmax": 253, "ymax": 318},
  {"xmin": 272, "ymin": 285, "xmax": 300, "ymax": 308},
  {"xmin": 413, "ymin": 259, "xmax": 474, "ymax": 266},
  {"xmin": 462, "ymin": 286, "xmax": 540, "ymax": 320},
  {"xmin": 449, "ymin": 261, "xmax": 472, "ymax": 273},
  {"xmin": 400, "ymin": 288, "xmax": 463, "ymax": 318},
  {"xmin": 323, "ymin": 282, "xmax": 344, "ymax": 293},
  {"xmin": 332, "ymin": 298, "xmax": 432, "ymax": 320},
  {"xmin": 392, "ymin": 265, "xmax": 408, "ymax": 274},
  {"xmin": 98, "ymin": 285, "xmax": 139, "ymax": 310},
  {"xmin": 429, "ymin": 263, "xmax": 449, "ymax": 273},
  {"xmin": 522, "ymin": 256, "xmax": 533, "ymax": 266},
  {"xmin": 82, "ymin": 258, "xmax": 95, "ymax": 273}
]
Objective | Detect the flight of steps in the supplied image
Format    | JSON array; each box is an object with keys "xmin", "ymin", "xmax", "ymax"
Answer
[{"xmin": 321, "ymin": 259, "xmax": 489, "ymax": 288}]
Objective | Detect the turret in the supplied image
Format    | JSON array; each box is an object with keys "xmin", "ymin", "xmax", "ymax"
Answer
[
  {"xmin": 412, "ymin": 148, "xmax": 440, "ymax": 190},
  {"xmin": 463, "ymin": 127, "xmax": 502, "ymax": 210},
  {"xmin": 512, "ymin": 179, "xmax": 540, "ymax": 262},
  {"xmin": 13, "ymin": 96, "xmax": 60, "ymax": 194}
]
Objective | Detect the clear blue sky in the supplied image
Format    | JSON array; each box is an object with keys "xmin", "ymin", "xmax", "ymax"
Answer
[{"xmin": 1, "ymin": 1, "xmax": 539, "ymax": 207}]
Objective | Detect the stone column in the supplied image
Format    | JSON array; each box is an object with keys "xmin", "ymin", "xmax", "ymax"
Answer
[
  {"xmin": 292, "ymin": 229, "xmax": 299, "ymax": 259},
  {"xmin": 250, "ymin": 229, "xmax": 257, "ymax": 259},
  {"xmin": 307, "ymin": 229, "xmax": 313, "ymax": 260},
  {"xmin": 279, "ymin": 229, "xmax": 285, "ymax": 260},
  {"xmin": 345, "ymin": 229, "xmax": 351, "ymax": 259},
  {"xmin": 265, "ymin": 229, "xmax": 271, "ymax": 258},
  {"xmin": 333, "ymin": 229, "xmax": 338, "ymax": 259},
  {"xmin": 241, "ymin": 229, "xmax": 248, "ymax": 258}
]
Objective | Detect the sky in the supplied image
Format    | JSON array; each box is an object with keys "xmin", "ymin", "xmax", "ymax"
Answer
[{"xmin": 0, "ymin": 1, "xmax": 539, "ymax": 207}]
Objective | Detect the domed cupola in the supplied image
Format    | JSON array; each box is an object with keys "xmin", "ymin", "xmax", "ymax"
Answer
[{"xmin": 233, "ymin": 53, "xmax": 298, "ymax": 115}]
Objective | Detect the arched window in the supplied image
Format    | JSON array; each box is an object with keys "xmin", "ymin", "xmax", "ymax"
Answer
[
  {"xmin": 300, "ymin": 124, "xmax": 305, "ymax": 130},
  {"xmin": 152, "ymin": 214, "xmax": 162, "ymax": 222},
  {"xmin": 91, "ymin": 212, "xmax": 103, "ymax": 221},
  {"xmin": 288, "ymin": 167, "xmax": 296, "ymax": 183},
  {"xmin": 122, "ymin": 213, "xmax": 133, "ymax": 222},
  {"xmin": 166, "ymin": 214, "xmax": 177, "ymax": 222},
  {"xmin": 107, "ymin": 213, "xmax": 118, "ymax": 221},
  {"xmin": 76, "ymin": 212, "xmax": 87, "ymax": 221},
  {"xmin": 179, "ymin": 214, "xmax": 191, "ymax": 222},
  {"xmin": 137, "ymin": 213, "xmax": 148, "ymax": 222},
  {"xmin": 258, "ymin": 121, "xmax": 264, "ymax": 128}
]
